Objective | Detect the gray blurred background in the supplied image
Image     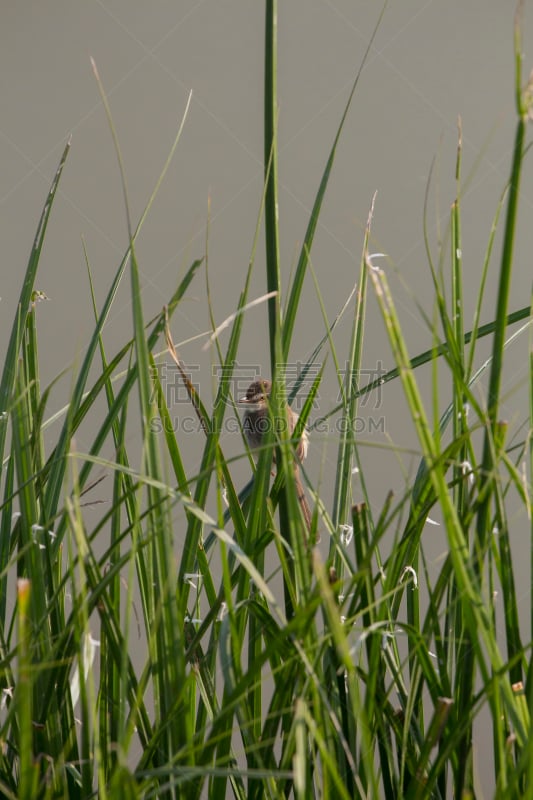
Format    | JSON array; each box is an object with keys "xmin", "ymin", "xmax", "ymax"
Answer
[
  {"xmin": 2, "ymin": 0, "xmax": 530, "ymax": 506},
  {"xmin": 2, "ymin": 8, "xmax": 531, "ymax": 556},
  {"xmin": 1, "ymin": 2, "xmax": 532, "ymax": 790},
  {"xmin": 1, "ymin": 2, "xmax": 530, "ymax": 437}
]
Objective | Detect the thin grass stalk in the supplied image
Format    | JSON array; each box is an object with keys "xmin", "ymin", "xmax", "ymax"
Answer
[
  {"xmin": 258, "ymin": 620, "xmax": 303, "ymax": 787},
  {"xmin": 314, "ymin": 553, "xmax": 378, "ymax": 796},
  {"xmin": 528, "ymin": 287, "xmax": 533, "ymax": 764},
  {"xmin": 264, "ymin": 0, "xmax": 281, "ymax": 374},
  {"xmin": 11, "ymin": 368, "xmax": 51, "ymax": 666},
  {"xmin": 43, "ymin": 90, "xmax": 193, "ymax": 546},
  {"xmin": 218, "ymin": 613, "xmax": 277, "ymax": 800},
  {"xmin": 85, "ymin": 253, "xmax": 125, "ymax": 778},
  {"xmin": 15, "ymin": 579, "xmax": 38, "ymax": 800},
  {"xmin": 206, "ymin": 534, "xmax": 246, "ymax": 800},
  {"xmin": 177, "ymin": 364, "xmax": 242, "ymax": 602},
  {"xmin": 65, "ymin": 485, "xmax": 96, "ymax": 797},
  {"xmin": 23, "ymin": 297, "xmax": 46, "ymax": 481},
  {"xmin": 330, "ymin": 196, "xmax": 375, "ymax": 567},
  {"xmin": 299, "ymin": 702, "xmax": 352, "ymax": 800},
  {"xmin": 131, "ymin": 290, "xmax": 184, "ymax": 784},
  {"xmin": 281, "ymin": 3, "xmax": 388, "ymax": 361},
  {"xmin": 66, "ymin": 263, "xmax": 199, "ymax": 467},
  {"xmin": 93, "ymin": 64, "xmax": 188, "ymax": 791},
  {"xmin": 54, "ymin": 492, "xmax": 154, "ymax": 753},
  {"xmin": 326, "ymin": 304, "xmax": 532, "ymax": 420},
  {"xmin": 0, "ymin": 454, "xmax": 15, "ymax": 621},
  {"xmin": 351, "ymin": 501, "xmax": 394, "ymax": 796},
  {"xmin": 267, "ymin": 363, "xmax": 324, "ymax": 549},
  {"xmin": 74, "ymin": 329, "xmax": 155, "ymax": 766},
  {"xmin": 476, "ymin": 13, "xmax": 527, "ymax": 564},
  {"xmin": 272, "ymin": 328, "xmax": 314, "ymax": 619},
  {"xmin": 314, "ymin": 562, "xmax": 352, "ymax": 795},
  {"xmin": 113, "ymin": 400, "xmax": 138, "ymax": 759},
  {"xmin": 449, "ymin": 120, "xmax": 476, "ymax": 796},
  {"xmin": 247, "ymin": 599, "xmax": 263, "ymax": 799},
  {"xmin": 0, "ymin": 140, "xmax": 70, "ymax": 473},
  {"xmin": 67, "ymin": 504, "xmax": 155, "ymax": 745},
  {"xmin": 464, "ymin": 184, "xmax": 507, "ymax": 381},
  {"xmin": 370, "ymin": 265, "xmax": 528, "ymax": 747},
  {"xmin": 173, "ymin": 252, "xmax": 256, "ymax": 616},
  {"xmin": 491, "ymin": 431, "xmax": 524, "ymax": 693},
  {"xmin": 48, "ymin": 265, "xmax": 200, "ymax": 557}
]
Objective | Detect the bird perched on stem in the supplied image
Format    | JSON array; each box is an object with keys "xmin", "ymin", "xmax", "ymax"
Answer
[{"xmin": 240, "ymin": 378, "xmax": 312, "ymax": 530}]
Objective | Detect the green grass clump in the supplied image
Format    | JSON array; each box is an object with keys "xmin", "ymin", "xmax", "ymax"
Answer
[{"xmin": 0, "ymin": 3, "xmax": 532, "ymax": 798}]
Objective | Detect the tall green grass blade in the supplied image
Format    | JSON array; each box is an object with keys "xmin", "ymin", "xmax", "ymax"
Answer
[
  {"xmin": 0, "ymin": 140, "xmax": 70, "ymax": 471},
  {"xmin": 15, "ymin": 580, "xmax": 39, "ymax": 800},
  {"xmin": 330, "ymin": 195, "xmax": 375, "ymax": 563},
  {"xmin": 476, "ymin": 22, "xmax": 527, "ymax": 559},
  {"xmin": 1, "ymin": 5, "xmax": 531, "ymax": 797},
  {"xmin": 282, "ymin": 4, "xmax": 388, "ymax": 360},
  {"xmin": 264, "ymin": 0, "xmax": 281, "ymax": 373},
  {"xmin": 370, "ymin": 264, "xmax": 528, "ymax": 756}
]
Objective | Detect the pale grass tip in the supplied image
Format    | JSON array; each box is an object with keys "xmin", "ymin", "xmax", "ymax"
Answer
[
  {"xmin": 184, "ymin": 572, "xmax": 202, "ymax": 589},
  {"xmin": 366, "ymin": 252, "xmax": 387, "ymax": 271},
  {"xmin": 400, "ymin": 566, "xmax": 418, "ymax": 589},
  {"xmin": 202, "ymin": 291, "xmax": 278, "ymax": 350},
  {"xmin": 460, "ymin": 461, "xmax": 474, "ymax": 488},
  {"xmin": 339, "ymin": 524, "xmax": 353, "ymax": 547}
]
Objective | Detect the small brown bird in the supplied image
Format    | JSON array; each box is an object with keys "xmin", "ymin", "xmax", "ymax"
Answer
[{"xmin": 240, "ymin": 378, "xmax": 312, "ymax": 529}]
